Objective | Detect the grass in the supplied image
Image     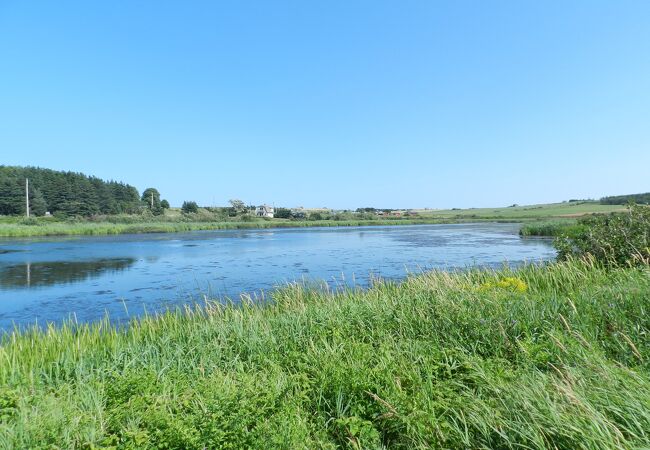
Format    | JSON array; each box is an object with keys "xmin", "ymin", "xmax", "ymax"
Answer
[
  {"xmin": 1, "ymin": 259, "xmax": 649, "ymax": 448},
  {"xmin": 0, "ymin": 218, "xmax": 466, "ymax": 238},
  {"xmin": 417, "ymin": 201, "xmax": 624, "ymax": 220},
  {"xmin": 519, "ymin": 219, "xmax": 578, "ymax": 237}
]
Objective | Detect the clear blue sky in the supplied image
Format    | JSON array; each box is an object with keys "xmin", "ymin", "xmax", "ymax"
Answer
[{"xmin": 1, "ymin": 1, "xmax": 649, "ymax": 209}]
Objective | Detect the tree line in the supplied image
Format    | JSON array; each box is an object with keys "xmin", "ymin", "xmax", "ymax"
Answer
[
  {"xmin": 600, "ymin": 192, "xmax": 650, "ymax": 205},
  {"xmin": 0, "ymin": 166, "xmax": 168, "ymax": 217}
]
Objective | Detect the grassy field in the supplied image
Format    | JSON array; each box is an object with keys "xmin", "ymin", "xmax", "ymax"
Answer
[
  {"xmin": 0, "ymin": 201, "xmax": 623, "ymax": 238},
  {"xmin": 417, "ymin": 201, "xmax": 623, "ymax": 220},
  {"xmin": 1, "ymin": 260, "xmax": 649, "ymax": 448}
]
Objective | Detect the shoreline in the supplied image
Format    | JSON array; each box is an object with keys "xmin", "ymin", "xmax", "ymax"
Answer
[{"xmin": 0, "ymin": 217, "xmax": 530, "ymax": 239}]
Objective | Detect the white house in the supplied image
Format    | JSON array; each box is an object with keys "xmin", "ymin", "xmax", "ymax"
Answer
[{"xmin": 255, "ymin": 205, "xmax": 274, "ymax": 218}]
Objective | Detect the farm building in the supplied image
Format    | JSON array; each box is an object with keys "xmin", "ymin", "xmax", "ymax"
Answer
[{"xmin": 255, "ymin": 205, "xmax": 274, "ymax": 218}]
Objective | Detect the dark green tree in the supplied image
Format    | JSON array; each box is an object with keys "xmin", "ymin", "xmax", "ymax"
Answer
[
  {"xmin": 160, "ymin": 199, "xmax": 170, "ymax": 209},
  {"xmin": 141, "ymin": 188, "xmax": 164, "ymax": 215},
  {"xmin": 0, "ymin": 166, "xmax": 144, "ymax": 217},
  {"xmin": 229, "ymin": 199, "xmax": 246, "ymax": 216},
  {"xmin": 181, "ymin": 201, "xmax": 199, "ymax": 214},
  {"xmin": 30, "ymin": 188, "xmax": 48, "ymax": 216},
  {"xmin": 600, "ymin": 192, "xmax": 650, "ymax": 205},
  {"xmin": 274, "ymin": 208, "xmax": 292, "ymax": 219},
  {"xmin": 0, "ymin": 176, "xmax": 24, "ymax": 215}
]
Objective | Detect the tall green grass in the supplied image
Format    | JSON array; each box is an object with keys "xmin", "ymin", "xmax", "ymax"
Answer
[
  {"xmin": 0, "ymin": 218, "xmax": 517, "ymax": 238},
  {"xmin": 1, "ymin": 260, "xmax": 649, "ymax": 448},
  {"xmin": 519, "ymin": 219, "xmax": 578, "ymax": 237}
]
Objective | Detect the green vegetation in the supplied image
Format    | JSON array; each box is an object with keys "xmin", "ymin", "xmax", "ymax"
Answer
[
  {"xmin": 180, "ymin": 201, "xmax": 199, "ymax": 214},
  {"xmin": 0, "ymin": 199, "xmax": 628, "ymax": 238},
  {"xmin": 141, "ymin": 188, "xmax": 165, "ymax": 216},
  {"xmin": 600, "ymin": 192, "xmax": 650, "ymax": 205},
  {"xmin": 0, "ymin": 216, "xmax": 454, "ymax": 238},
  {"xmin": 0, "ymin": 168, "xmax": 630, "ymax": 239},
  {"xmin": 1, "ymin": 260, "xmax": 649, "ymax": 448},
  {"xmin": 418, "ymin": 201, "xmax": 623, "ymax": 220},
  {"xmin": 2, "ymin": 197, "xmax": 649, "ymax": 448},
  {"xmin": 0, "ymin": 166, "xmax": 154, "ymax": 217},
  {"xmin": 555, "ymin": 204, "xmax": 650, "ymax": 266},
  {"xmin": 519, "ymin": 219, "xmax": 577, "ymax": 237}
]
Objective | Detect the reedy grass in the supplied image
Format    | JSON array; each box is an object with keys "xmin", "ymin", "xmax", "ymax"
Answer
[
  {"xmin": 1, "ymin": 260, "xmax": 649, "ymax": 448},
  {"xmin": 519, "ymin": 219, "xmax": 578, "ymax": 237},
  {"xmin": 0, "ymin": 218, "xmax": 520, "ymax": 238}
]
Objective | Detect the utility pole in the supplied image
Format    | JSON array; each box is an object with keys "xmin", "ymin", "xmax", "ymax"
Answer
[
  {"xmin": 25, "ymin": 178, "xmax": 30, "ymax": 218},
  {"xmin": 151, "ymin": 192, "xmax": 154, "ymax": 209}
]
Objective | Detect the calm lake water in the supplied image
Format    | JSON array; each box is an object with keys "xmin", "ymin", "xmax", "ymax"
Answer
[{"xmin": 0, "ymin": 223, "xmax": 555, "ymax": 330}]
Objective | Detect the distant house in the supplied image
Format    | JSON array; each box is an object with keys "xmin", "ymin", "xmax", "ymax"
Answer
[{"xmin": 255, "ymin": 205, "xmax": 274, "ymax": 218}]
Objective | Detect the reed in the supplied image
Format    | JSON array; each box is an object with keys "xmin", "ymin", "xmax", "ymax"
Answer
[
  {"xmin": 519, "ymin": 219, "xmax": 578, "ymax": 237},
  {"xmin": 1, "ymin": 260, "xmax": 649, "ymax": 448},
  {"xmin": 0, "ymin": 218, "xmax": 513, "ymax": 238}
]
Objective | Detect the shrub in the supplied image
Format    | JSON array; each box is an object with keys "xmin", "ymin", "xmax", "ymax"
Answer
[
  {"xmin": 19, "ymin": 217, "xmax": 40, "ymax": 226},
  {"xmin": 554, "ymin": 204, "xmax": 650, "ymax": 266},
  {"xmin": 274, "ymin": 208, "xmax": 292, "ymax": 219}
]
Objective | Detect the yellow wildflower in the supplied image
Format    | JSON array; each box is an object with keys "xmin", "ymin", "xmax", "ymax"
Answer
[{"xmin": 480, "ymin": 277, "xmax": 527, "ymax": 293}]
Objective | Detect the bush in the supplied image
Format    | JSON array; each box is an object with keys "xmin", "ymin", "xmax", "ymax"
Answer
[
  {"xmin": 554, "ymin": 204, "xmax": 650, "ymax": 266},
  {"xmin": 274, "ymin": 208, "xmax": 292, "ymax": 219},
  {"xmin": 18, "ymin": 217, "xmax": 40, "ymax": 226},
  {"xmin": 181, "ymin": 201, "xmax": 199, "ymax": 214}
]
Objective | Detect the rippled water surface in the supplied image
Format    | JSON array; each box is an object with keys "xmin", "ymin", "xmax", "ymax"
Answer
[{"xmin": 0, "ymin": 223, "xmax": 555, "ymax": 329}]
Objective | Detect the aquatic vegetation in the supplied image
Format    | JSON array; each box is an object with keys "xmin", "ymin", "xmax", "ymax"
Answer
[{"xmin": 1, "ymin": 260, "xmax": 649, "ymax": 448}]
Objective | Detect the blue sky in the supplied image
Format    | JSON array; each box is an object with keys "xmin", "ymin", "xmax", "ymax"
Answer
[{"xmin": 1, "ymin": 1, "xmax": 649, "ymax": 209}]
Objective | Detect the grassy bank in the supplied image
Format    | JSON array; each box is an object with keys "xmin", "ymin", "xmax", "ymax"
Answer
[
  {"xmin": 1, "ymin": 260, "xmax": 649, "ymax": 448},
  {"xmin": 0, "ymin": 218, "xmax": 477, "ymax": 238}
]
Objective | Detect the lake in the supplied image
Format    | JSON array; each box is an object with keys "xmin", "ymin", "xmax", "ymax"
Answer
[{"xmin": 0, "ymin": 223, "xmax": 555, "ymax": 330}]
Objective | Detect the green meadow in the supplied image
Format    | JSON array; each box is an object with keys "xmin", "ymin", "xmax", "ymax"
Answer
[
  {"xmin": 417, "ymin": 201, "xmax": 624, "ymax": 220},
  {"xmin": 1, "ymin": 259, "xmax": 649, "ymax": 449}
]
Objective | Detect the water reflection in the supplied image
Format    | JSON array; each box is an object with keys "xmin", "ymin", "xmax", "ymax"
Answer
[{"xmin": 0, "ymin": 258, "xmax": 136, "ymax": 289}]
